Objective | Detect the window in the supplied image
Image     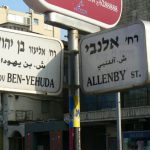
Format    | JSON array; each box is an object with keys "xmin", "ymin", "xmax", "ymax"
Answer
[
  {"xmin": 33, "ymin": 18, "xmax": 39, "ymax": 25},
  {"xmin": 122, "ymin": 87, "xmax": 149, "ymax": 107}
]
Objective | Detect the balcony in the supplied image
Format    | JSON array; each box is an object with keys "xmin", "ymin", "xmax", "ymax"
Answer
[
  {"xmin": 16, "ymin": 110, "xmax": 33, "ymax": 122},
  {"xmin": 64, "ymin": 105, "xmax": 150, "ymax": 124},
  {"xmin": 7, "ymin": 13, "xmax": 30, "ymax": 26}
]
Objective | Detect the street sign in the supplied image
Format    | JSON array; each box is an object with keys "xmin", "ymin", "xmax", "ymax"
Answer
[
  {"xmin": 0, "ymin": 27, "xmax": 63, "ymax": 95},
  {"xmin": 80, "ymin": 21, "xmax": 150, "ymax": 94},
  {"xmin": 24, "ymin": 0, "xmax": 122, "ymax": 28}
]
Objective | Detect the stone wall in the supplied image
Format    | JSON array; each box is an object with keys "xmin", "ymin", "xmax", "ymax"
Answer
[{"xmin": 119, "ymin": 0, "xmax": 150, "ymax": 25}]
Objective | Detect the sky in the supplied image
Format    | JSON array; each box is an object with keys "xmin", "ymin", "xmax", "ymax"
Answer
[
  {"xmin": 0, "ymin": 0, "xmax": 29, "ymax": 12},
  {"xmin": 0, "ymin": 0, "xmax": 67, "ymax": 40}
]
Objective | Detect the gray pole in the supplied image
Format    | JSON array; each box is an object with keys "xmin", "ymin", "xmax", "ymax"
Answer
[
  {"xmin": 116, "ymin": 92, "xmax": 122, "ymax": 150},
  {"xmin": 68, "ymin": 29, "xmax": 81, "ymax": 150}
]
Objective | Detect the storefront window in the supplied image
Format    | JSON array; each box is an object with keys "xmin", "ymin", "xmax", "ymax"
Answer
[{"xmin": 123, "ymin": 131, "xmax": 150, "ymax": 150}]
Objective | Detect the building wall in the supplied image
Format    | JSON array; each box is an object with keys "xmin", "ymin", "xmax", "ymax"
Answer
[
  {"xmin": 0, "ymin": 7, "xmax": 63, "ymax": 123},
  {"xmin": 0, "ymin": 6, "xmax": 30, "ymax": 26},
  {"xmin": 106, "ymin": 124, "xmax": 117, "ymax": 137},
  {"xmin": 3, "ymin": 94, "xmax": 63, "ymax": 122},
  {"xmin": 119, "ymin": 0, "xmax": 150, "ymax": 25},
  {"xmin": 0, "ymin": 6, "xmax": 8, "ymax": 24},
  {"xmin": 30, "ymin": 11, "xmax": 51, "ymax": 36},
  {"xmin": 78, "ymin": 1, "xmax": 150, "ymax": 150},
  {"xmin": 0, "ymin": 6, "xmax": 61, "ymax": 39},
  {"xmin": 0, "ymin": 127, "xmax": 3, "ymax": 150},
  {"xmin": 0, "ymin": 5, "xmax": 62, "ymax": 150}
]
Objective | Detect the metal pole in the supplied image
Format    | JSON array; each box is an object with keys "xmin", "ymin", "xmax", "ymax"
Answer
[
  {"xmin": 68, "ymin": 29, "xmax": 81, "ymax": 150},
  {"xmin": 116, "ymin": 92, "xmax": 122, "ymax": 150}
]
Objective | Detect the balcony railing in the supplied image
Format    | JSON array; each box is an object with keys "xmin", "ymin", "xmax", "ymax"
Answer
[{"xmin": 64, "ymin": 105, "xmax": 150, "ymax": 123}]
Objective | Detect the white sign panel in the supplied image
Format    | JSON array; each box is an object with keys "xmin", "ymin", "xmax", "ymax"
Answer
[
  {"xmin": 0, "ymin": 27, "xmax": 63, "ymax": 95},
  {"xmin": 80, "ymin": 21, "xmax": 150, "ymax": 94}
]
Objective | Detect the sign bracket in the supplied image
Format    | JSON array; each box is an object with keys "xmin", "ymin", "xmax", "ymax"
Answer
[{"xmin": 45, "ymin": 12, "xmax": 100, "ymax": 34}]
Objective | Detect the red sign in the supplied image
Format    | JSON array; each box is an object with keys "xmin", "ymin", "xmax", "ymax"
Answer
[{"xmin": 24, "ymin": 0, "xmax": 122, "ymax": 28}]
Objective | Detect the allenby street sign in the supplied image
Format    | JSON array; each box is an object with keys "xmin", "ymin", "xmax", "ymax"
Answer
[
  {"xmin": 0, "ymin": 27, "xmax": 63, "ymax": 95},
  {"xmin": 80, "ymin": 21, "xmax": 150, "ymax": 94},
  {"xmin": 24, "ymin": 0, "xmax": 122, "ymax": 28}
]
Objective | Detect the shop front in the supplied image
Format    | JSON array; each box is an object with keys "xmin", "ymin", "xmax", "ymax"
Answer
[
  {"xmin": 123, "ymin": 131, "xmax": 150, "ymax": 150},
  {"xmin": 25, "ymin": 121, "xmax": 68, "ymax": 150}
]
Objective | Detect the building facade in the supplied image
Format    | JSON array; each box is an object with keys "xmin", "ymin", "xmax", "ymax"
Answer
[
  {"xmin": 72, "ymin": 0, "xmax": 150, "ymax": 150},
  {"xmin": 0, "ymin": 6, "xmax": 60, "ymax": 38},
  {"xmin": 0, "ymin": 6, "xmax": 63, "ymax": 150},
  {"xmin": 1, "ymin": 0, "xmax": 150, "ymax": 150}
]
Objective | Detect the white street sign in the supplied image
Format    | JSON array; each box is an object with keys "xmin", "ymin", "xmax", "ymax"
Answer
[
  {"xmin": 0, "ymin": 27, "xmax": 63, "ymax": 95},
  {"xmin": 80, "ymin": 21, "xmax": 150, "ymax": 94}
]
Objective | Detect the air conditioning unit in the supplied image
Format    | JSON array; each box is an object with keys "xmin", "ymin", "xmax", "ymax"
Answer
[{"xmin": 24, "ymin": 17, "xmax": 30, "ymax": 25}]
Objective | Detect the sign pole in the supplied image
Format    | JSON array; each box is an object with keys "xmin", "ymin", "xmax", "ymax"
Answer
[
  {"xmin": 68, "ymin": 29, "xmax": 81, "ymax": 150},
  {"xmin": 116, "ymin": 92, "xmax": 122, "ymax": 150}
]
